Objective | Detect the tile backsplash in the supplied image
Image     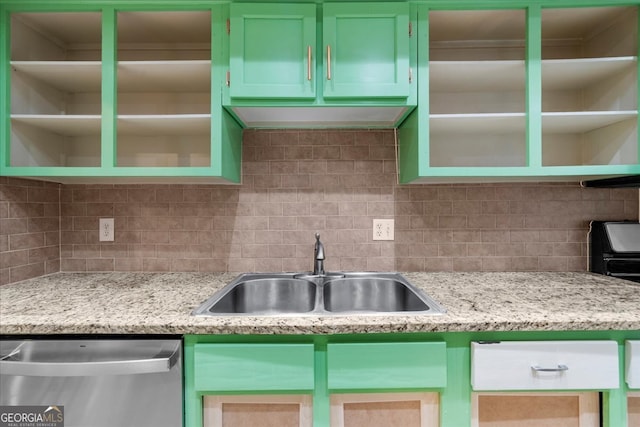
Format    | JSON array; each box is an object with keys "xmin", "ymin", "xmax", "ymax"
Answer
[{"xmin": 1, "ymin": 129, "xmax": 638, "ymax": 285}]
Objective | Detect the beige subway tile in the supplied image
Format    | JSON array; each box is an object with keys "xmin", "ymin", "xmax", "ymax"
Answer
[
  {"xmin": 100, "ymin": 188, "xmax": 128, "ymax": 203},
  {"xmin": 10, "ymin": 262, "xmax": 45, "ymax": 283},
  {"xmin": 10, "ymin": 202, "xmax": 45, "ymax": 218},
  {"xmin": 439, "ymin": 243, "xmax": 467, "ymax": 257},
  {"xmin": 524, "ymin": 242, "xmax": 555, "ymax": 256},
  {"xmin": 45, "ymin": 259, "xmax": 60, "ymax": 274},
  {"xmin": 1, "ymin": 250, "xmax": 28, "ymax": 269},
  {"xmin": 142, "ymin": 258, "xmax": 171, "ymax": 272},
  {"xmin": 495, "ymin": 243, "xmax": 524, "ymax": 257},
  {"xmin": 512, "ymin": 257, "xmax": 539, "ymax": 271},
  {"xmin": 86, "ymin": 258, "xmax": 114, "ymax": 271},
  {"xmin": 61, "ymin": 258, "xmax": 87, "ymax": 272},
  {"xmin": 339, "ymin": 257, "xmax": 369, "ymax": 271},
  {"xmin": 10, "ymin": 233, "xmax": 45, "ymax": 250},
  {"xmin": 1, "ymin": 218, "xmax": 28, "ymax": 235},
  {"xmin": 481, "ymin": 257, "xmax": 512, "ymax": 271},
  {"xmin": 156, "ymin": 188, "xmax": 184, "ymax": 202},
  {"xmin": 538, "ymin": 256, "xmax": 568, "ymax": 271},
  {"xmin": 100, "ymin": 244, "xmax": 128, "ymax": 258},
  {"xmin": 115, "ymin": 258, "xmax": 143, "ymax": 271},
  {"xmin": 227, "ymin": 258, "xmax": 256, "ymax": 273},
  {"xmin": 129, "ymin": 244, "xmax": 157, "ymax": 258},
  {"xmin": 454, "ymin": 257, "xmax": 482, "ymax": 271},
  {"xmin": 255, "ymin": 258, "xmax": 284, "ymax": 272},
  {"xmin": 29, "ymin": 246, "xmax": 59, "ymax": 263},
  {"xmin": 0, "ymin": 185, "xmax": 28, "ymax": 203},
  {"xmin": 424, "ymin": 257, "xmax": 453, "ymax": 272},
  {"xmin": 28, "ymin": 187, "xmax": 59, "ymax": 203},
  {"xmin": 396, "ymin": 257, "xmax": 424, "ymax": 271},
  {"xmin": 467, "ymin": 243, "xmax": 495, "ymax": 257},
  {"xmin": 171, "ymin": 258, "xmax": 200, "ymax": 272},
  {"xmin": 437, "ymin": 215, "xmax": 466, "ymax": 228}
]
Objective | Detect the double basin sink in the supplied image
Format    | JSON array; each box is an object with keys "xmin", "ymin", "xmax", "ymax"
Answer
[{"xmin": 193, "ymin": 272, "xmax": 445, "ymax": 316}]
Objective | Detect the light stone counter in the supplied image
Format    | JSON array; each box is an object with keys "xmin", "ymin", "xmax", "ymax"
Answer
[{"xmin": 0, "ymin": 272, "xmax": 639, "ymax": 335}]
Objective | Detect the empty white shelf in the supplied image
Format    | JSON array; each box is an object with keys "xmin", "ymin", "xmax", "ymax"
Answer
[
  {"xmin": 117, "ymin": 114, "xmax": 211, "ymax": 135},
  {"xmin": 542, "ymin": 56, "xmax": 637, "ymax": 90},
  {"xmin": 542, "ymin": 111, "xmax": 637, "ymax": 133},
  {"xmin": 11, "ymin": 114, "xmax": 101, "ymax": 136},
  {"xmin": 430, "ymin": 60, "xmax": 525, "ymax": 91},
  {"xmin": 11, "ymin": 61, "xmax": 102, "ymax": 92},
  {"xmin": 117, "ymin": 60, "xmax": 211, "ymax": 92},
  {"xmin": 429, "ymin": 113, "xmax": 526, "ymax": 134}
]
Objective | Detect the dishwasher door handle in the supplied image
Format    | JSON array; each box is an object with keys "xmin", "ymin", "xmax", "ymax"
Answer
[{"xmin": 0, "ymin": 342, "xmax": 180, "ymax": 377}]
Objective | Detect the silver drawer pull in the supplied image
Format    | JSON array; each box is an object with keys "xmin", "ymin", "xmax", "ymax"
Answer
[{"xmin": 531, "ymin": 364, "xmax": 569, "ymax": 373}]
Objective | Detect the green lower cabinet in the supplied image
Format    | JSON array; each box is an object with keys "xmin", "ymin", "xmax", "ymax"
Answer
[{"xmin": 184, "ymin": 331, "xmax": 638, "ymax": 427}]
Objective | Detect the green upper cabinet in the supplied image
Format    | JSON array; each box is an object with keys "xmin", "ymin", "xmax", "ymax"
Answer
[
  {"xmin": 229, "ymin": 3, "xmax": 316, "ymax": 99},
  {"xmin": 323, "ymin": 2, "xmax": 410, "ymax": 99},
  {"xmin": 398, "ymin": 2, "xmax": 640, "ymax": 183},
  {"xmin": 0, "ymin": 3, "xmax": 242, "ymax": 184}
]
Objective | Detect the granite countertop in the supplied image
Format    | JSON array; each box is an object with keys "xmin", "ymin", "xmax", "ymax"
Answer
[{"xmin": 1, "ymin": 272, "xmax": 639, "ymax": 335}]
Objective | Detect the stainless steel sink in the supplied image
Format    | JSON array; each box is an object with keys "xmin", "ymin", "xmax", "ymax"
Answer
[
  {"xmin": 323, "ymin": 277, "xmax": 432, "ymax": 313},
  {"xmin": 193, "ymin": 272, "xmax": 445, "ymax": 316}
]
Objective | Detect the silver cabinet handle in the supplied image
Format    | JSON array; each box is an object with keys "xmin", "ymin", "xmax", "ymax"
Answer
[
  {"xmin": 307, "ymin": 45, "xmax": 312, "ymax": 81},
  {"xmin": 531, "ymin": 364, "xmax": 569, "ymax": 372},
  {"xmin": 326, "ymin": 45, "xmax": 332, "ymax": 80},
  {"xmin": 0, "ymin": 342, "xmax": 180, "ymax": 377}
]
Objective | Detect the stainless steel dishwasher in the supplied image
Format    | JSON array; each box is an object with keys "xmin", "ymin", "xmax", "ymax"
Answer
[{"xmin": 0, "ymin": 338, "xmax": 182, "ymax": 427}]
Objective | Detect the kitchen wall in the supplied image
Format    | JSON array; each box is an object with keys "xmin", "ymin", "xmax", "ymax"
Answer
[
  {"xmin": 1, "ymin": 129, "xmax": 638, "ymax": 285},
  {"xmin": 0, "ymin": 178, "xmax": 60, "ymax": 285}
]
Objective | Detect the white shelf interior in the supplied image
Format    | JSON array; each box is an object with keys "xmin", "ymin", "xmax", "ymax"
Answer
[
  {"xmin": 541, "ymin": 5, "xmax": 638, "ymax": 167},
  {"xmin": 10, "ymin": 12, "xmax": 102, "ymax": 167},
  {"xmin": 115, "ymin": 11, "xmax": 212, "ymax": 168},
  {"xmin": 428, "ymin": 9, "xmax": 527, "ymax": 168}
]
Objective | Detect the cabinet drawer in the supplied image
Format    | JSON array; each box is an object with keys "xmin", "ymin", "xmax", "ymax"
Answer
[
  {"xmin": 327, "ymin": 342, "xmax": 446, "ymax": 391},
  {"xmin": 471, "ymin": 341, "xmax": 619, "ymax": 391},
  {"xmin": 194, "ymin": 343, "xmax": 315, "ymax": 392},
  {"xmin": 627, "ymin": 341, "xmax": 640, "ymax": 389}
]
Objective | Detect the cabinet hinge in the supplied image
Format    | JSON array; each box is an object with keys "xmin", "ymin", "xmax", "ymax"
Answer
[
  {"xmin": 226, "ymin": 19, "xmax": 230, "ymax": 35},
  {"xmin": 409, "ymin": 22, "xmax": 413, "ymax": 37},
  {"xmin": 409, "ymin": 67, "xmax": 413, "ymax": 84},
  {"xmin": 226, "ymin": 70, "xmax": 230, "ymax": 86}
]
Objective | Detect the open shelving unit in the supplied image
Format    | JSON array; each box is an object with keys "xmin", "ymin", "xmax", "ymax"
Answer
[
  {"xmin": 428, "ymin": 9, "xmax": 527, "ymax": 168},
  {"xmin": 398, "ymin": 3, "xmax": 639, "ymax": 183},
  {"xmin": 541, "ymin": 6, "xmax": 638, "ymax": 168},
  {"xmin": 9, "ymin": 11, "xmax": 102, "ymax": 167},
  {"xmin": 2, "ymin": 5, "xmax": 241, "ymax": 183},
  {"xmin": 116, "ymin": 11, "xmax": 212, "ymax": 168}
]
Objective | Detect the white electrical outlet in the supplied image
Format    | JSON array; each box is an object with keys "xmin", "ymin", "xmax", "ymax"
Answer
[
  {"xmin": 373, "ymin": 219, "xmax": 394, "ymax": 241},
  {"xmin": 99, "ymin": 218, "xmax": 114, "ymax": 242}
]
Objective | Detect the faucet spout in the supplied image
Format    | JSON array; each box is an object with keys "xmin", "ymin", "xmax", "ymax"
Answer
[{"xmin": 313, "ymin": 233, "xmax": 325, "ymax": 276}]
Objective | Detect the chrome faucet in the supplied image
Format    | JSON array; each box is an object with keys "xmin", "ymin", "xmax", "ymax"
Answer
[{"xmin": 313, "ymin": 233, "xmax": 325, "ymax": 276}]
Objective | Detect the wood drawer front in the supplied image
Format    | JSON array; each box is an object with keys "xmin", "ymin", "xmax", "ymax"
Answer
[
  {"xmin": 627, "ymin": 341, "xmax": 640, "ymax": 389},
  {"xmin": 194, "ymin": 343, "xmax": 315, "ymax": 393},
  {"xmin": 327, "ymin": 342, "xmax": 447, "ymax": 391},
  {"xmin": 471, "ymin": 341, "xmax": 619, "ymax": 391}
]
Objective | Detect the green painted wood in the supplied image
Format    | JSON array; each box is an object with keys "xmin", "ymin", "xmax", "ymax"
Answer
[
  {"xmin": 440, "ymin": 336, "xmax": 472, "ymax": 427},
  {"xmin": 313, "ymin": 341, "xmax": 330, "ymax": 427},
  {"xmin": 526, "ymin": 5, "xmax": 542, "ymax": 168},
  {"xmin": 602, "ymin": 340, "xmax": 630, "ymax": 427},
  {"xmin": 183, "ymin": 337, "xmax": 203, "ymax": 427},
  {"xmin": 327, "ymin": 341, "xmax": 447, "ymax": 391},
  {"xmin": 193, "ymin": 343, "xmax": 315, "ymax": 393},
  {"xmin": 323, "ymin": 2, "xmax": 410, "ymax": 99},
  {"xmin": 229, "ymin": 3, "xmax": 316, "ymax": 99},
  {"xmin": 0, "ymin": 6, "xmax": 9, "ymax": 173},
  {"xmin": 102, "ymin": 8, "xmax": 115, "ymax": 169},
  {"xmin": 398, "ymin": 107, "xmax": 421, "ymax": 183}
]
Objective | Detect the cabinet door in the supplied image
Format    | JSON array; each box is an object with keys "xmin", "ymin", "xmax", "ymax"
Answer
[
  {"xmin": 229, "ymin": 3, "xmax": 316, "ymax": 99},
  {"xmin": 323, "ymin": 3, "xmax": 410, "ymax": 99},
  {"xmin": 472, "ymin": 392, "xmax": 599, "ymax": 427},
  {"xmin": 204, "ymin": 395, "xmax": 312, "ymax": 427},
  {"xmin": 331, "ymin": 393, "xmax": 439, "ymax": 427}
]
